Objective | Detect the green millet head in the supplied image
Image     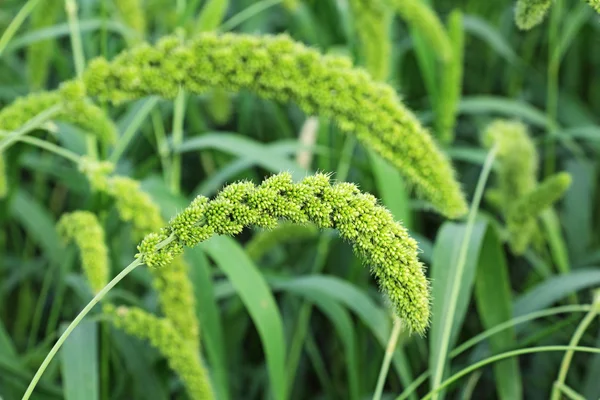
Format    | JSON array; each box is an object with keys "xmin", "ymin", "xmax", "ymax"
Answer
[
  {"xmin": 483, "ymin": 119, "xmax": 538, "ymax": 212},
  {"xmin": 506, "ymin": 173, "xmax": 571, "ymax": 255},
  {"xmin": 81, "ymin": 32, "xmax": 467, "ymax": 219},
  {"xmin": 0, "ymin": 83, "xmax": 117, "ymax": 145},
  {"xmin": 137, "ymin": 172, "xmax": 431, "ymax": 334},
  {"xmin": 105, "ymin": 305, "xmax": 213, "ymax": 400},
  {"xmin": 57, "ymin": 211, "xmax": 109, "ymax": 294},
  {"xmin": 515, "ymin": 0, "xmax": 552, "ymax": 30}
]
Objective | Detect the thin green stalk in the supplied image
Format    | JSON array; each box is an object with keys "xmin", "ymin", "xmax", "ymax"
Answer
[
  {"xmin": 373, "ymin": 317, "xmax": 404, "ymax": 400},
  {"xmin": 554, "ymin": 383, "xmax": 586, "ymax": 400},
  {"xmin": 0, "ymin": 105, "xmax": 62, "ymax": 152},
  {"xmin": 109, "ymin": 97, "xmax": 160, "ymax": 163},
  {"xmin": 219, "ymin": 0, "xmax": 283, "ymax": 32},
  {"xmin": 397, "ymin": 303, "xmax": 592, "ymax": 400},
  {"xmin": 26, "ymin": 262, "xmax": 59, "ymax": 350},
  {"xmin": 170, "ymin": 89, "xmax": 186, "ymax": 194},
  {"xmin": 65, "ymin": 0, "xmax": 97, "ymax": 159},
  {"xmin": 22, "ymin": 259, "xmax": 143, "ymax": 400},
  {"xmin": 544, "ymin": 0, "xmax": 562, "ymax": 177},
  {"xmin": 450, "ymin": 304, "xmax": 592, "ymax": 358},
  {"xmin": 0, "ymin": 133, "xmax": 81, "ymax": 164},
  {"xmin": 0, "ymin": 0, "xmax": 41, "ymax": 56},
  {"xmin": 421, "ymin": 346, "xmax": 600, "ymax": 400},
  {"xmin": 430, "ymin": 145, "xmax": 498, "ymax": 398},
  {"xmin": 151, "ymin": 109, "xmax": 171, "ymax": 182},
  {"xmin": 550, "ymin": 291, "xmax": 600, "ymax": 400}
]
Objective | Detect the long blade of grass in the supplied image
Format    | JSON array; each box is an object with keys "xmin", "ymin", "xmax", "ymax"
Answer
[
  {"xmin": 202, "ymin": 235, "xmax": 287, "ymax": 400},
  {"xmin": 60, "ymin": 320, "xmax": 99, "ymax": 400},
  {"xmin": 474, "ymin": 226, "xmax": 522, "ymax": 400},
  {"xmin": 430, "ymin": 145, "xmax": 497, "ymax": 398},
  {"xmin": 185, "ymin": 247, "xmax": 230, "ymax": 400}
]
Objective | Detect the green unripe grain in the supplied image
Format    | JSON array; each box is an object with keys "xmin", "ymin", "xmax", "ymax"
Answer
[
  {"xmin": 391, "ymin": 0, "xmax": 452, "ymax": 62},
  {"xmin": 57, "ymin": 211, "xmax": 110, "ymax": 294},
  {"xmin": 137, "ymin": 172, "xmax": 431, "ymax": 334},
  {"xmin": 515, "ymin": 0, "xmax": 552, "ymax": 30},
  {"xmin": 105, "ymin": 305, "xmax": 214, "ymax": 400},
  {"xmin": 82, "ymin": 32, "xmax": 467, "ymax": 218},
  {"xmin": 0, "ymin": 81, "xmax": 117, "ymax": 145}
]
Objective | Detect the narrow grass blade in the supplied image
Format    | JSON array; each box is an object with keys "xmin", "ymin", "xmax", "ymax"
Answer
[
  {"xmin": 474, "ymin": 227, "xmax": 522, "ymax": 400},
  {"xmin": 177, "ymin": 133, "xmax": 307, "ymax": 180},
  {"xmin": 185, "ymin": 247, "xmax": 230, "ymax": 400},
  {"xmin": 60, "ymin": 320, "xmax": 99, "ymax": 400},
  {"xmin": 462, "ymin": 15, "xmax": 519, "ymax": 65},
  {"xmin": 202, "ymin": 236, "xmax": 287, "ymax": 400},
  {"xmin": 10, "ymin": 189, "xmax": 61, "ymax": 265},
  {"xmin": 429, "ymin": 220, "xmax": 488, "ymax": 397},
  {"xmin": 514, "ymin": 269, "xmax": 600, "ymax": 317},
  {"xmin": 459, "ymin": 96, "xmax": 552, "ymax": 128}
]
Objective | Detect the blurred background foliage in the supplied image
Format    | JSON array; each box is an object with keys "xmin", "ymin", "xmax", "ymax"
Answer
[{"xmin": 0, "ymin": 0, "xmax": 599, "ymax": 399}]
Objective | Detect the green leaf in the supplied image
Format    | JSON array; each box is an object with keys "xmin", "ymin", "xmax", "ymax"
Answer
[
  {"xmin": 202, "ymin": 236, "xmax": 287, "ymax": 400},
  {"xmin": 60, "ymin": 320, "xmax": 99, "ymax": 400},
  {"xmin": 514, "ymin": 269, "xmax": 600, "ymax": 317},
  {"xmin": 429, "ymin": 220, "xmax": 488, "ymax": 395},
  {"xmin": 474, "ymin": 227, "xmax": 522, "ymax": 400},
  {"xmin": 462, "ymin": 15, "xmax": 519, "ymax": 65},
  {"xmin": 177, "ymin": 133, "xmax": 308, "ymax": 180},
  {"xmin": 459, "ymin": 96, "xmax": 552, "ymax": 128},
  {"xmin": 562, "ymin": 159, "xmax": 596, "ymax": 263},
  {"xmin": 185, "ymin": 247, "xmax": 230, "ymax": 400},
  {"xmin": 369, "ymin": 150, "xmax": 412, "ymax": 227},
  {"xmin": 10, "ymin": 189, "xmax": 61, "ymax": 265}
]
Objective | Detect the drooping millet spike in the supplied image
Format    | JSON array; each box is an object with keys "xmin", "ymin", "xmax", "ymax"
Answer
[
  {"xmin": 80, "ymin": 32, "xmax": 468, "ymax": 219},
  {"xmin": 136, "ymin": 172, "xmax": 431, "ymax": 334}
]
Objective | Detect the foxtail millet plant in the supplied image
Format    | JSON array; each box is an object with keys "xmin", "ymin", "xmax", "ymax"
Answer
[
  {"xmin": 26, "ymin": 0, "xmax": 62, "ymax": 89},
  {"xmin": 80, "ymin": 32, "xmax": 468, "ymax": 218},
  {"xmin": 23, "ymin": 172, "xmax": 432, "ymax": 400},
  {"xmin": 515, "ymin": 0, "xmax": 600, "ymax": 30},
  {"xmin": 104, "ymin": 305, "xmax": 214, "ymax": 399},
  {"xmin": 79, "ymin": 158, "xmax": 200, "ymax": 349},
  {"xmin": 135, "ymin": 172, "xmax": 431, "ymax": 334},
  {"xmin": 57, "ymin": 211, "xmax": 110, "ymax": 294},
  {"xmin": 348, "ymin": 0, "xmax": 393, "ymax": 81},
  {"xmin": 113, "ymin": 0, "xmax": 147, "ymax": 41},
  {"xmin": 0, "ymin": 81, "xmax": 117, "ymax": 146},
  {"xmin": 507, "ymin": 172, "xmax": 572, "ymax": 253},
  {"xmin": 390, "ymin": 0, "xmax": 452, "ymax": 62},
  {"xmin": 515, "ymin": 0, "xmax": 552, "ymax": 30},
  {"xmin": 483, "ymin": 120, "xmax": 572, "ymax": 254}
]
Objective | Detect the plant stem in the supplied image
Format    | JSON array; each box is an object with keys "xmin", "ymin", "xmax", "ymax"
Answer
[
  {"xmin": 0, "ymin": 133, "xmax": 81, "ymax": 164},
  {"xmin": 0, "ymin": 106, "xmax": 62, "ymax": 152},
  {"xmin": 65, "ymin": 0, "xmax": 97, "ymax": 159},
  {"xmin": 109, "ymin": 97, "xmax": 160, "ymax": 163},
  {"xmin": 170, "ymin": 89, "xmax": 186, "ymax": 194},
  {"xmin": 550, "ymin": 291, "xmax": 600, "ymax": 400},
  {"xmin": 373, "ymin": 317, "xmax": 404, "ymax": 400},
  {"xmin": 421, "ymin": 346, "xmax": 600, "ymax": 400},
  {"xmin": 0, "ymin": 0, "xmax": 41, "ymax": 56},
  {"xmin": 21, "ymin": 259, "xmax": 143, "ymax": 400},
  {"xmin": 544, "ymin": 0, "xmax": 562, "ymax": 178},
  {"xmin": 430, "ymin": 144, "xmax": 498, "ymax": 399}
]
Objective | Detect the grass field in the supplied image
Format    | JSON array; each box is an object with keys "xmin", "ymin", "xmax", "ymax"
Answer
[{"xmin": 0, "ymin": 0, "xmax": 599, "ymax": 399}]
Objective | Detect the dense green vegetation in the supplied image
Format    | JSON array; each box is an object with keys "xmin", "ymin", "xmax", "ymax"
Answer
[{"xmin": 0, "ymin": 0, "xmax": 599, "ymax": 399}]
